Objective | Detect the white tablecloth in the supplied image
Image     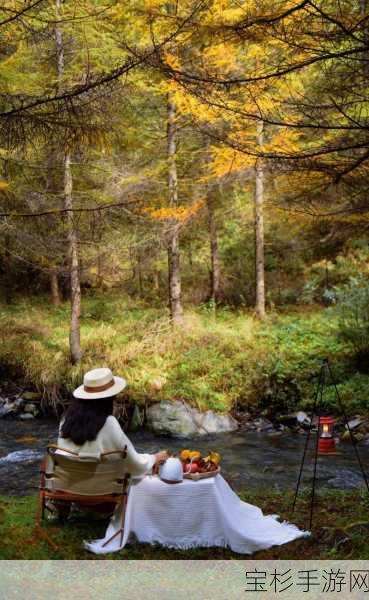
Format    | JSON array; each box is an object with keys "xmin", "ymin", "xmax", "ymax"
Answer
[{"xmin": 84, "ymin": 474, "xmax": 309, "ymax": 555}]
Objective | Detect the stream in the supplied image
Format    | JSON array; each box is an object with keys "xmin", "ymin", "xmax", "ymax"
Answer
[{"xmin": 1, "ymin": 419, "xmax": 369, "ymax": 495}]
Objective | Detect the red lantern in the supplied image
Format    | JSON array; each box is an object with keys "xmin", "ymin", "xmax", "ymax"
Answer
[{"xmin": 318, "ymin": 416, "xmax": 336, "ymax": 454}]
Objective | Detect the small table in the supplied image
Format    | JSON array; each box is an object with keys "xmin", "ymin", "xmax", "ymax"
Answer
[{"xmin": 84, "ymin": 474, "xmax": 309, "ymax": 554}]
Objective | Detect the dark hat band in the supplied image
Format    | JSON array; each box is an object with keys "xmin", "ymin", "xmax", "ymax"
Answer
[{"xmin": 83, "ymin": 379, "xmax": 115, "ymax": 393}]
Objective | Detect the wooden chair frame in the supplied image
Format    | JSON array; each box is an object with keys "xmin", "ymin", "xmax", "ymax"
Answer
[{"xmin": 39, "ymin": 444, "xmax": 131, "ymax": 549}]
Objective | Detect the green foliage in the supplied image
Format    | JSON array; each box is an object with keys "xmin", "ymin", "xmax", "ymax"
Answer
[
  {"xmin": 1, "ymin": 294, "xmax": 367, "ymax": 413},
  {"xmin": 321, "ymin": 373, "xmax": 369, "ymax": 412},
  {"xmin": 335, "ymin": 276, "xmax": 369, "ymax": 371}
]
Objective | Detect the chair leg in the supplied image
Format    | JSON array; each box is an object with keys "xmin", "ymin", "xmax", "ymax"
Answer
[
  {"xmin": 40, "ymin": 492, "xmax": 45, "ymax": 521},
  {"xmin": 34, "ymin": 492, "xmax": 59, "ymax": 551},
  {"xmin": 102, "ymin": 495, "xmax": 128, "ymax": 549}
]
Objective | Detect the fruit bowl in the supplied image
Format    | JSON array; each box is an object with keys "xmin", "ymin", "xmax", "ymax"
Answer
[
  {"xmin": 179, "ymin": 449, "xmax": 221, "ymax": 481},
  {"xmin": 183, "ymin": 466, "xmax": 221, "ymax": 480}
]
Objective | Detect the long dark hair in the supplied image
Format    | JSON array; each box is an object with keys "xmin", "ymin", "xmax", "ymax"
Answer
[{"xmin": 60, "ymin": 397, "xmax": 114, "ymax": 445}]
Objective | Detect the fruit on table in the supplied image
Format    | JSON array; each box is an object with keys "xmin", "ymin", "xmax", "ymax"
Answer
[
  {"xmin": 180, "ymin": 449, "xmax": 220, "ymax": 474},
  {"xmin": 189, "ymin": 450, "xmax": 201, "ymax": 461},
  {"xmin": 183, "ymin": 462, "xmax": 199, "ymax": 474},
  {"xmin": 180, "ymin": 449, "xmax": 191, "ymax": 461},
  {"xmin": 209, "ymin": 452, "xmax": 221, "ymax": 466}
]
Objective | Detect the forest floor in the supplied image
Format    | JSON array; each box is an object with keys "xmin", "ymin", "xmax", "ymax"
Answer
[
  {"xmin": 1, "ymin": 488, "xmax": 368, "ymax": 559},
  {"xmin": 0, "ymin": 292, "xmax": 368, "ymax": 413}
]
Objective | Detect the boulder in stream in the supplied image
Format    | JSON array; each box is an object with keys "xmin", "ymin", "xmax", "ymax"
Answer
[
  {"xmin": 0, "ymin": 399, "xmax": 17, "ymax": 419},
  {"xmin": 19, "ymin": 413, "xmax": 35, "ymax": 420},
  {"xmin": 23, "ymin": 402, "xmax": 40, "ymax": 416},
  {"xmin": 146, "ymin": 400, "xmax": 238, "ymax": 437}
]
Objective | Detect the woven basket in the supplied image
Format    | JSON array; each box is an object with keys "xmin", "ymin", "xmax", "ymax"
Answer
[{"xmin": 183, "ymin": 467, "xmax": 221, "ymax": 481}]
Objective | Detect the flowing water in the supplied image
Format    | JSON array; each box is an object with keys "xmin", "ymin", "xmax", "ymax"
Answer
[{"xmin": 1, "ymin": 419, "xmax": 369, "ymax": 495}]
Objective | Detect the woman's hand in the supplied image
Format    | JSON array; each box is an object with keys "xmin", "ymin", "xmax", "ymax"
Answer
[{"xmin": 155, "ymin": 450, "xmax": 169, "ymax": 465}]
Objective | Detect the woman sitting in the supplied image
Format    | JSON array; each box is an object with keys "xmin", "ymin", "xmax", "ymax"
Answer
[{"xmin": 54, "ymin": 367, "xmax": 168, "ymax": 519}]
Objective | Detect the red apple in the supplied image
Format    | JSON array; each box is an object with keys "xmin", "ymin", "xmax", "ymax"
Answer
[{"xmin": 184, "ymin": 462, "xmax": 199, "ymax": 474}]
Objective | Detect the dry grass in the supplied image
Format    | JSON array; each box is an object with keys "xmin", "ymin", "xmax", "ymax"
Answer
[{"xmin": 0, "ymin": 292, "xmax": 362, "ymax": 413}]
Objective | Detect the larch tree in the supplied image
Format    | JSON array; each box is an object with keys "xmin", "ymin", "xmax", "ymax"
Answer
[
  {"xmin": 254, "ymin": 120, "xmax": 265, "ymax": 320},
  {"xmin": 55, "ymin": 0, "xmax": 83, "ymax": 363},
  {"xmin": 167, "ymin": 91, "xmax": 183, "ymax": 324}
]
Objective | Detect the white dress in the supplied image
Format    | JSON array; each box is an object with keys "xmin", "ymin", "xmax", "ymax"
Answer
[{"xmin": 57, "ymin": 414, "xmax": 155, "ymax": 478}]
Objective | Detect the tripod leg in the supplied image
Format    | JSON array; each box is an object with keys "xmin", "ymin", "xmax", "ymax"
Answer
[
  {"xmin": 309, "ymin": 367, "xmax": 325, "ymax": 529},
  {"xmin": 327, "ymin": 361, "xmax": 369, "ymax": 494},
  {"xmin": 292, "ymin": 365, "xmax": 323, "ymax": 512}
]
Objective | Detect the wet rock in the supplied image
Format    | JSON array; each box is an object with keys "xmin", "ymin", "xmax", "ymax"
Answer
[
  {"xmin": 19, "ymin": 413, "xmax": 35, "ymax": 420},
  {"xmin": 0, "ymin": 399, "xmax": 17, "ymax": 419},
  {"xmin": 13, "ymin": 397, "xmax": 25, "ymax": 410},
  {"xmin": 198, "ymin": 410, "xmax": 238, "ymax": 434},
  {"xmin": 0, "ymin": 405, "xmax": 10, "ymax": 418},
  {"xmin": 23, "ymin": 402, "xmax": 39, "ymax": 416},
  {"xmin": 129, "ymin": 404, "xmax": 143, "ymax": 432},
  {"xmin": 253, "ymin": 417, "xmax": 274, "ymax": 432},
  {"xmin": 295, "ymin": 411, "xmax": 311, "ymax": 426},
  {"xmin": 346, "ymin": 417, "xmax": 364, "ymax": 430},
  {"xmin": 146, "ymin": 400, "xmax": 238, "ymax": 437}
]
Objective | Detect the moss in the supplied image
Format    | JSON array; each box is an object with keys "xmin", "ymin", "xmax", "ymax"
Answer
[{"xmin": 1, "ymin": 489, "xmax": 369, "ymax": 559}]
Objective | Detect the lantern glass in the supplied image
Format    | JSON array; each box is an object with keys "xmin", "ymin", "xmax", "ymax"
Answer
[{"xmin": 319, "ymin": 418, "xmax": 334, "ymax": 438}]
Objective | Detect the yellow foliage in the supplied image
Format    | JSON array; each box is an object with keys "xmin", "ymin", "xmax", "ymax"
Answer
[
  {"xmin": 144, "ymin": 199, "xmax": 204, "ymax": 222},
  {"xmin": 211, "ymin": 146, "xmax": 254, "ymax": 178}
]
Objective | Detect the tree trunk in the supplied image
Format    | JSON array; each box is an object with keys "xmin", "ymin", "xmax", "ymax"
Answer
[
  {"xmin": 3, "ymin": 232, "xmax": 12, "ymax": 305},
  {"xmin": 137, "ymin": 247, "xmax": 143, "ymax": 296},
  {"xmin": 254, "ymin": 120, "xmax": 266, "ymax": 320},
  {"xmin": 64, "ymin": 153, "xmax": 83, "ymax": 363},
  {"xmin": 206, "ymin": 188, "xmax": 221, "ymax": 304},
  {"xmin": 96, "ymin": 210, "xmax": 104, "ymax": 289},
  {"xmin": 96, "ymin": 252, "xmax": 103, "ymax": 289},
  {"xmin": 55, "ymin": 0, "xmax": 82, "ymax": 362},
  {"xmin": 50, "ymin": 267, "xmax": 61, "ymax": 306},
  {"xmin": 153, "ymin": 270, "xmax": 160, "ymax": 291},
  {"xmin": 167, "ymin": 94, "xmax": 183, "ymax": 324}
]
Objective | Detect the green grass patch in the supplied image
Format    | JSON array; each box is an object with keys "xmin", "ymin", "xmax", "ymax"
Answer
[{"xmin": 1, "ymin": 489, "xmax": 369, "ymax": 559}]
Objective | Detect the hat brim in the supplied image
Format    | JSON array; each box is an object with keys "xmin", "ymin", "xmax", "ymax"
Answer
[{"xmin": 73, "ymin": 376, "xmax": 127, "ymax": 400}]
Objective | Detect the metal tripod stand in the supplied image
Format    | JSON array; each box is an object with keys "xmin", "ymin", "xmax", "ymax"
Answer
[{"xmin": 292, "ymin": 358, "xmax": 369, "ymax": 529}]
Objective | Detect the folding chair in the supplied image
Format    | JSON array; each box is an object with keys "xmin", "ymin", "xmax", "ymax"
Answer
[{"xmin": 39, "ymin": 444, "xmax": 131, "ymax": 548}]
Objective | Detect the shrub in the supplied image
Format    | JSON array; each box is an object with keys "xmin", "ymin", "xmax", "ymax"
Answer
[{"xmin": 335, "ymin": 276, "xmax": 369, "ymax": 372}]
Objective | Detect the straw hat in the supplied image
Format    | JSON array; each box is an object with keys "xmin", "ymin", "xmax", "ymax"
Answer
[{"xmin": 73, "ymin": 367, "xmax": 127, "ymax": 400}]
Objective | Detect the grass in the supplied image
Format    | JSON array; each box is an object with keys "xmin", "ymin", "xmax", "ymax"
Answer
[
  {"xmin": 1, "ymin": 292, "xmax": 368, "ymax": 413},
  {"xmin": 1, "ymin": 488, "xmax": 369, "ymax": 559}
]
